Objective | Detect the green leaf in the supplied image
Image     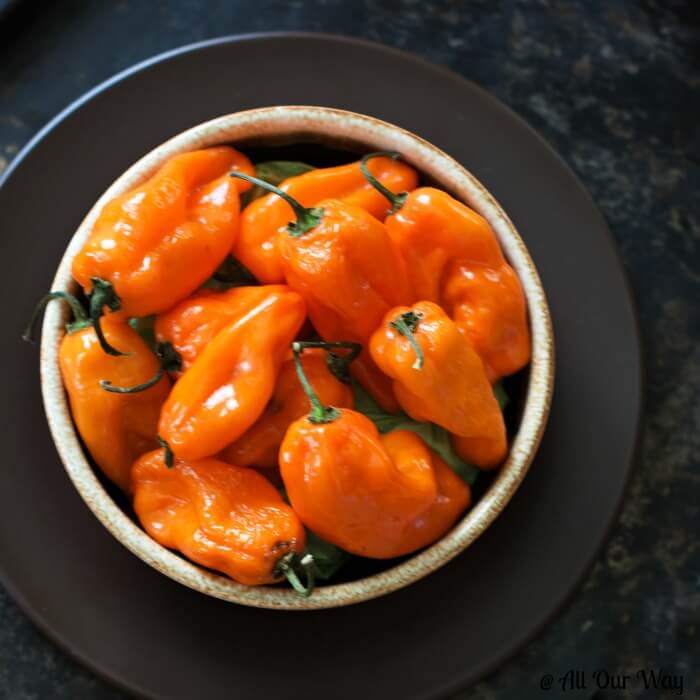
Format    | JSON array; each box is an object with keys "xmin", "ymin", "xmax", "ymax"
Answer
[
  {"xmin": 350, "ymin": 383, "xmax": 480, "ymax": 485},
  {"xmin": 304, "ymin": 530, "xmax": 349, "ymax": 580},
  {"xmin": 201, "ymin": 255, "xmax": 259, "ymax": 290},
  {"xmin": 278, "ymin": 487, "xmax": 350, "ymax": 580},
  {"xmin": 493, "ymin": 380, "xmax": 509, "ymax": 409},
  {"xmin": 128, "ymin": 315, "xmax": 156, "ymax": 350},
  {"xmin": 240, "ymin": 161, "xmax": 315, "ymax": 207},
  {"xmin": 349, "ymin": 380, "xmax": 385, "ymax": 417}
]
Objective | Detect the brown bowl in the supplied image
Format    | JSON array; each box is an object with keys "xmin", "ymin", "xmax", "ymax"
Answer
[{"xmin": 39, "ymin": 106, "xmax": 554, "ymax": 609}]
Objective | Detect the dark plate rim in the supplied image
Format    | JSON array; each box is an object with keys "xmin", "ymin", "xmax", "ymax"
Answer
[{"xmin": 0, "ymin": 32, "xmax": 645, "ymax": 700}]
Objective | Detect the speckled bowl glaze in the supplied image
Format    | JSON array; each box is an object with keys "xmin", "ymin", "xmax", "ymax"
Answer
[{"xmin": 40, "ymin": 106, "xmax": 554, "ymax": 610}]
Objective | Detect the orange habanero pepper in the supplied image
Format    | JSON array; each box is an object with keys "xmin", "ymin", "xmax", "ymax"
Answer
[
  {"xmin": 370, "ymin": 301, "xmax": 507, "ymax": 469},
  {"xmin": 132, "ymin": 451, "xmax": 306, "ymax": 587},
  {"xmin": 233, "ymin": 156, "xmax": 418, "ymax": 284},
  {"xmin": 231, "ymin": 171, "xmax": 411, "ymax": 413},
  {"xmin": 24, "ymin": 292, "xmax": 170, "ymax": 492},
  {"xmin": 362, "ymin": 152, "xmax": 531, "ymax": 381},
  {"xmin": 361, "ymin": 151, "xmax": 505, "ymax": 302},
  {"xmin": 154, "ymin": 285, "xmax": 289, "ymax": 374},
  {"xmin": 221, "ymin": 341, "xmax": 357, "ymax": 472},
  {"xmin": 381, "ymin": 432, "xmax": 471, "ymax": 554},
  {"xmin": 72, "ymin": 147, "xmax": 254, "ymax": 355},
  {"xmin": 441, "ymin": 260, "xmax": 531, "ymax": 382},
  {"xmin": 279, "ymin": 344, "xmax": 470, "ymax": 558},
  {"xmin": 158, "ymin": 287, "xmax": 306, "ymax": 461}
]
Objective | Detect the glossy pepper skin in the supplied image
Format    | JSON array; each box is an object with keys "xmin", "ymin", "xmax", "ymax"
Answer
[
  {"xmin": 360, "ymin": 152, "xmax": 505, "ymax": 303},
  {"xmin": 386, "ymin": 187, "xmax": 505, "ymax": 303},
  {"xmin": 281, "ymin": 413, "xmax": 470, "ymax": 558},
  {"xmin": 221, "ymin": 348, "xmax": 354, "ymax": 470},
  {"xmin": 452, "ymin": 433, "xmax": 507, "ymax": 471},
  {"xmin": 277, "ymin": 199, "xmax": 410, "ymax": 412},
  {"xmin": 382, "ymin": 433, "xmax": 471, "ymax": 554},
  {"xmin": 370, "ymin": 301, "xmax": 507, "ymax": 468},
  {"xmin": 132, "ymin": 451, "xmax": 305, "ymax": 586},
  {"xmin": 154, "ymin": 285, "xmax": 289, "ymax": 374},
  {"xmin": 159, "ymin": 288, "xmax": 306, "ymax": 460},
  {"xmin": 72, "ymin": 147, "xmax": 253, "ymax": 318},
  {"xmin": 234, "ymin": 156, "xmax": 418, "ymax": 284},
  {"xmin": 60, "ymin": 316, "xmax": 170, "ymax": 492},
  {"xmin": 441, "ymin": 260, "xmax": 530, "ymax": 382}
]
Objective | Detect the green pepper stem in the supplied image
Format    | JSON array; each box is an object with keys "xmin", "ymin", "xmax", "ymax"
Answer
[
  {"xmin": 101, "ymin": 368, "xmax": 164, "ymax": 394},
  {"xmin": 230, "ymin": 171, "xmax": 323, "ymax": 237},
  {"xmin": 390, "ymin": 310, "xmax": 425, "ymax": 370},
  {"xmin": 292, "ymin": 342, "xmax": 340, "ymax": 424},
  {"xmin": 23, "ymin": 291, "xmax": 90, "ymax": 343},
  {"xmin": 100, "ymin": 342, "xmax": 181, "ymax": 394},
  {"xmin": 157, "ymin": 436, "xmax": 174, "ymax": 468},
  {"xmin": 360, "ymin": 151, "xmax": 408, "ymax": 214},
  {"xmin": 294, "ymin": 340, "xmax": 362, "ymax": 384},
  {"xmin": 275, "ymin": 552, "xmax": 316, "ymax": 598},
  {"xmin": 88, "ymin": 277, "xmax": 129, "ymax": 356}
]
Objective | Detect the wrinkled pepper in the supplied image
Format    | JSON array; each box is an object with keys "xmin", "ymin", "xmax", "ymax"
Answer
[
  {"xmin": 25, "ymin": 292, "xmax": 170, "ymax": 492},
  {"xmin": 279, "ymin": 344, "xmax": 470, "ymax": 558},
  {"xmin": 361, "ymin": 152, "xmax": 531, "ymax": 380},
  {"xmin": 370, "ymin": 301, "xmax": 507, "ymax": 468},
  {"xmin": 155, "ymin": 285, "xmax": 289, "ymax": 374},
  {"xmin": 382, "ymin": 432, "xmax": 471, "ymax": 554},
  {"xmin": 158, "ymin": 287, "xmax": 306, "ymax": 461},
  {"xmin": 233, "ymin": 156, "xmax": 418, "ymax": 284},
  {"xmin": 132, "ymin": 451, "xmax": 309, "ymax": 588},
  {"xmin": 221, "ymin": 342, "xmax": 357, "ymax": 471},
  {"xmin": 441, "ymin": 260, "xmax": 531, "ymax": 381},
  {"xmin": 72, "ymin": 147, "xmax": 254, "ymax": 354},
  {"xmin": 231, "ymin": 171, "xmax": 411, "ymax": 412},
  {"xmin": 361, "ymin": 151, "xmax": 504, "ymax": 302}
]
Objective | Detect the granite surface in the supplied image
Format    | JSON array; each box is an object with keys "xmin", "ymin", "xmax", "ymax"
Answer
[{"xmin": 0, "ymin": 1, "xmax": 698, "ymax": 698}]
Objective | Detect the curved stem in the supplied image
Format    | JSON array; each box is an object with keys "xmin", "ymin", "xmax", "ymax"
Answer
[
  {"xmin": 230, "ymin": 171, "xmax": 323, "ymax": 237},
  {"xmin": 294, "ymin": 340, "xmax": 362, "ymax": 383},
  {"xmin": 99, "ymin": 342, "xmax": 181, "ymax": 394},
  {"xmin": 292, "ymin": 342, "xmax": 340, "ymax": 424},
  {"xmin": 23, "ymin": 291, "xmax": 90, "ymax": 343},
  {"xmin": 88, "ymin": 277, "xmax": 128, "ymax": 356},
  {"xmin": 157, "ymin": 436, "xmax": 174, "ymax": 468},
  {"xmin": 360, "ymin": 151, "xmax": 408, "ymax": 214},
  {"xmin": 275, "ymin": 552, "xmax": 316, "ymax": 598},
  {"xmin": 390, "ymin": 310, "xmax": 425, "ymax": 370},
  {"xmin": 100, "ymin": 368, "xmax": 164, "ymax": 394}
]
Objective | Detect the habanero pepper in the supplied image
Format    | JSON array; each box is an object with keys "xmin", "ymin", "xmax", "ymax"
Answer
[
  {"xmin": 233, "ymin": 156, "xmax": 418, "ymax": 284},
  {"xmin": 132, "ymin": 451, "xmax": 309, "ymax": 588},
  {"xmin": 441, "ymin": 260, "xmax": 531, "ymax": 382},
  {"xmin": 382, "ymin": 432, "xmax": 471, "ymax": 554},
  {"xmin": 154, "ymin": 285, "xmax": 289, "ymax": 374},
  {"xmin": 361, "ymin": 151, "xmax": 505, "ymax": 303},
  {"xmin": 230, "ymin": 171, "xmax": 410, "ymax": 413},
  {"xmin": 369, "ymin": 301, "xmax": 507, "ymax": 469},
  {"xmin": 362, "ymin": 152, "xmax": 531, "ymax": 381},
  {"xmin": 279, "ymin": 344, "xmax": 470, "ymax": 558},
  {"xmin": 158, "ymin": 287, "xmax": 306, "ymax": 461},
  {"xmin": 221, "ymin": 341, "xmax": 357, "ymax": 472},
  {"xmin": 24, "ymin": 292, "xmax": 171, "ymax": 492},
  {"xmin": 72, "ymin": 147, "xmax": 254, "ymax": 355}
]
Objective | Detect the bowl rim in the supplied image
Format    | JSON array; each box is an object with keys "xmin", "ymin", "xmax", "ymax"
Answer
[{"xmin": 40, "ymin": 105, "xmax": 554, "ymax": 610}]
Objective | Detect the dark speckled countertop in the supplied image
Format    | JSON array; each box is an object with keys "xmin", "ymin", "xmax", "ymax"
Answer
[{"xmin": 1, "ymin": 2, "xmax": 698, "ymax": 698}]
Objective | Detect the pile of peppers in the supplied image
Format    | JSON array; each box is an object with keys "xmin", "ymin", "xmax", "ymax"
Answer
[{"xmin": 26, "ymin": 144, "xmax": 530, "ymax": 596}]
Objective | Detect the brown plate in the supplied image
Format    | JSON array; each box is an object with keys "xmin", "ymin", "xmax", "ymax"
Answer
[{"xmin": 0, "ymin": 33, "xmax": 641, "ymax": 699}]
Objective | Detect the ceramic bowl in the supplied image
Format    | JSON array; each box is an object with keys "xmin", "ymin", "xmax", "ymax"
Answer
[{"xmin": 40, "ymin": 106, "xmax": 554, "ymax": 610}]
